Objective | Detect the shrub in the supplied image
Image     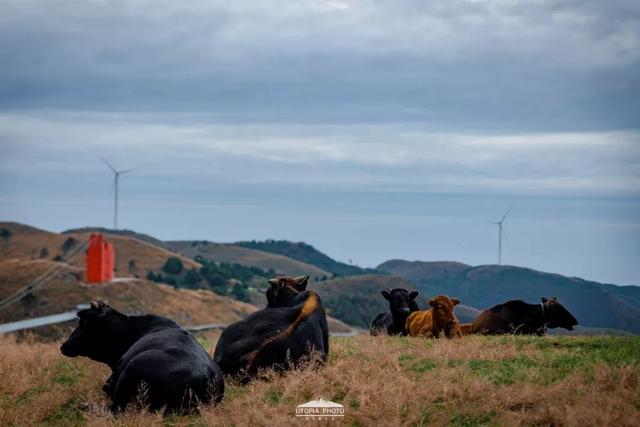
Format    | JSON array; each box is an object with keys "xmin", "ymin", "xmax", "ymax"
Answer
[
  {"xmin": 0, "ymin": 228, "xmax": 10, "ymax": 239},
  {"xmin": 181, "ymin": 269, "xmax": 202, "ymax": 289},
  {"xmin": 162, "ymin": 257, "xmax": 184, "ymax": 275},
  {"xmin": 231, "ymin": 283, "xmax": 252, "ymax": 303},
  {"xmin": 61, "ymin": 237, "xmax": 78, "ymax": 254}
]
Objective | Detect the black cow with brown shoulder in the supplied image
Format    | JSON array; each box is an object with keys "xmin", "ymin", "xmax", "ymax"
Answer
[
  {"xmin": 60, "ymin": 301, "xmax": 224, "ymax": 415},
  {"xmin": 471, "ymin": 297, "xmax": 578, "ymax": 335},
  {"xmin": 214, "ymin": 275, "xmax": 328, "ymax": 379}
]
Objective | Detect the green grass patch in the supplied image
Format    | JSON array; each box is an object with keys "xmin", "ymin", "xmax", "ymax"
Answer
[
  {"xmin": 535, "ymin": 336, "xmax": 640, "ymax": 366},
  {"xmin": 468, "ymin": 356, "xmax": 537, "ymax": 385},
  {"xmin": 399, "ymin": 354, "xmax": 437, "ymax": 373},
  {"xmin": 416, "ymin": 400, "xmax": 445, "ymax": 426},
  {"xmin": 42, "ymin": 396, "xmax": 85, "ymax": 426},
  {"xmin": 51, "ymin": 360, "xmax": 81, "ymax": 386},
  {"xmin": 15, "ymin": 384, "xmax": 50, "ymax": 405},
  {"xmin": 263, "ymin": 387, "xmax": 283, "ymax": 405}
]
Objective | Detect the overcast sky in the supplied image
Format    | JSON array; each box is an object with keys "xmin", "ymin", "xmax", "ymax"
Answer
[{"xmin": 1, "ymin": 0, "xmax": 639, "ymax": 285}]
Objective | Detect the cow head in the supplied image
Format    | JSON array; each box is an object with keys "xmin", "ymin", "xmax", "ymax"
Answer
[
  {"xmin": 382, "ymin": 288, "xmax": 419, "ymax": 317},
  {"xmin": 266, "ymin": 275, "xmax": 309, "ymax": 307},
  {"xmin": 542, "ymin": 297, "xmax": 578, "ymax": 330},
  {"xmin": 429, "ymin": 295, "xmax": 461, "ymax": 335},
  {"xmin": 60, "ymin": 300, "xmax": 129, "ymax": 367}
]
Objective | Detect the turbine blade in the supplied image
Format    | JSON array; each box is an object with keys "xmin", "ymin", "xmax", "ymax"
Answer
[
  {"xmin": 118, "ymin": 167, "xmax": 137, "ymax": 175},
  {"xmin": 500, "ymin": 208, "xmax": 511, "ymax": 223},
  {"xmin": 100, "ymin": 157, "xmax": 117, "ymax": 173}
]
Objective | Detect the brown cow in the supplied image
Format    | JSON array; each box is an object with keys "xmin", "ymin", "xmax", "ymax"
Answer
[
  {"xmin": 459, "ymin": 323, "xmax": 473, "ymax": 335},
  {"xmin": 405, "ymin": 295, "xmax": 461, "ymax": 338}
]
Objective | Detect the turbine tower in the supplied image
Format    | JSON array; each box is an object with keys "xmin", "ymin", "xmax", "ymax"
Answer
[
  {"xmin": 491, "ymin": 208, "xmax": 510, "ymax": 265},
  {"xmin": 101, "ymin": 158, "xmax": 134, "ymax": 230}
]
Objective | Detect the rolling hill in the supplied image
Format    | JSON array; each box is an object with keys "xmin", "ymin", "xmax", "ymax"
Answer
[
  {"xmin": 379, "ymin": 260, "xmax": 640, "ymax": 334},
  {"xmin": 165, "ymin": 240, "xmax": 330, "ymax": 278},
  {"xmin": 0, "ymin": 258, "xmax": 256, "ymax": 327},
  {"xmin": 235, "ymin": 239, "xmax": 379, "ymax": 276},
  {"xmin": 0, "ymin": 222, "xmax": 200, "ymax": 280},
  {"xmin": 3, "ymin": 221, "xmax": 640, "ymax": 335},
  {"xmin": 63, "ymin": 226, "xmax": 169, "ymax": 249},
  {"xmin": 0, "ymin": 222, "xmax": 352, "ymax": 334}
]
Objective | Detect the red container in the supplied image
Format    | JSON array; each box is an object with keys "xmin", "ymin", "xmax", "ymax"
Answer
[{"xmin": 85, "ymin": 234, "xmax": 114, "ymax": 284}]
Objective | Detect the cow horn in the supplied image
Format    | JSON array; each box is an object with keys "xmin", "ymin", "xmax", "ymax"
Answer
[
  {"xmin": 90, "ymin": 300, "xmax": 102, "ymax": 309},
  {"xmin": 268, "ymin": 278, "xmax": 280, "ymax": 286},
  {"xmin": 294, "ymin": 275, "xmax": 309, "ymax": 284}
]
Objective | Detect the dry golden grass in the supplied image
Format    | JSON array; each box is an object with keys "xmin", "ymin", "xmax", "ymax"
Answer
[
  {"xmin": 1, "ymin": 333, "xmax": 638, "ymax": 426},
  {"xmin": 0, "ymin": 259, "xmax": 256, "ymax": 327},
  {"xmin": 0, "ymin": 221, "xmax": 200, "ymax": 279}
]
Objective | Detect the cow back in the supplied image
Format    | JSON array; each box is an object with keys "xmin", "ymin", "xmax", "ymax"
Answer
[
  {"xmin": 214, "ymin": 290, "xmax": 328, "ymax": 378},
  {"xmin": 405, "ymin": 309, "xmax": 436, "ymax": 337}
]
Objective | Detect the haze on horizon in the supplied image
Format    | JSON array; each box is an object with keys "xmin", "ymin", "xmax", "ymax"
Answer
[{"xmin": 1, "ymin": 1, "xmax": 639, "ymax": 285}]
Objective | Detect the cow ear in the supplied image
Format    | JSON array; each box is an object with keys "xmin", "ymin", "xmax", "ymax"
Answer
[
  {"xmin": 429, "ymin": 299, "xmax": 437, "ymax": 307},
  {"xmin": 451, "ymin": 298, "xmax": 460, "ymax": 306},
  {"xmin": 90, "ymin": 300, "xmax": 105, "ymax": 310},
  {"xmin": 293, "ymin": 275, "xmax": 309, "ymax": 291},
  {"xmin": 381, "ymin": 290, "xmax": 391, "ymax": 301},
  {"xmin": 268, "ymin": 278, "xmax": 280, "ymax": 286},
  {"xmin": 409, "ymin": 291, "xmax": 419, "ymax": 300}
]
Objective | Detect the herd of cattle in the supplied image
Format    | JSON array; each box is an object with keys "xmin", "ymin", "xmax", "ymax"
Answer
[{"xmin": 59, "ymin": 275, "xmax": 578, "ymax": 415}]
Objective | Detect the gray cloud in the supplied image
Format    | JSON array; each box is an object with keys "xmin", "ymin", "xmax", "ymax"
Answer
[
  {"xmin": 0, "ymin": 0, "xmax": 639, "ymax": 130},
  {"xmin": 1, "ymin": 111, "xmax": 638, "ymax": 196}
]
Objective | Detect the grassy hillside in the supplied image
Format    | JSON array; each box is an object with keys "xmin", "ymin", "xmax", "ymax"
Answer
[
  {"xmin": 167, "ymin": 241, "xmax": 330, "ymax": 278},
  {"xmin": 0, "ymin": 222, "xmax": 200, "ymax": 280},
  {"xmin": 1, "ymin": 334, "xmax": 638, "ymax": 426},
  {"xmin": 236, "ymin": 239, "xmax": 379, "ymax": 276},
  {"xmin": 380, "ymin": 260, "xmax": 640, "ymax": 334},
  {"xmin": 62, "ymin": 227, "xmax": 168, "ymax": 249},
  {"xmin": 311, "ymin": 275, "xmax": 480, "ymax": 328},
  {"xmin": 0, "ymin": 258, "xmax": 257, "ymax": 327}
]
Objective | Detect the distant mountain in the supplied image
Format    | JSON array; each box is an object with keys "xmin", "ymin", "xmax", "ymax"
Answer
[
  {"xmin": 236, "ymin": 239, "xmax": 379, "ymax": 276},
  {"xmin": 311, "ymin": 274, "xmax": 480, "ymax": 328},
  {"xmin": 379, "ymin": 260, "xmax": 640, "ymax": 334}
]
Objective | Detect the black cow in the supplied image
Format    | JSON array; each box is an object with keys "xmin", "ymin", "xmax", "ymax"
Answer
[
  {"xmin": 370, "ymin": 288, "xmax": 419, "ymax": 336},
  {"xmin": 213, "ymin": 275, "xmax": 328, "ymax": 380},
  {"xmin": 471, "ymin": 297, "xmax": 578, "ymax": 335},
  {"xmin": 60, "ymin": 301, "xmax": 224, "ymax": 414}
]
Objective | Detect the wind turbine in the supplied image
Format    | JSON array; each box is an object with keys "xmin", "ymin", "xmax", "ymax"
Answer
[
  {"xmin": 101, "ymin": 157, "xmax": 134, "ymax": 230},
  {"xmin": 491, "ymin": 208, "xmax": 510, "ymax": 265}
]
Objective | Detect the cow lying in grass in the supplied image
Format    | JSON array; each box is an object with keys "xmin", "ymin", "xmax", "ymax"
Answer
[
  {"xmin": 370, "ymin": 288, "xmax": 419, "ymax": 336},
  {"xmin": 471, "ymin": 297, "xmax": 578, "ymax": 335},
  {"xmin": 60, "ymin": 301, "xmax": 224, "ymax": 415},
  {"xmin": 405, "ymin": 295, "xmax": 462, "ymax": 338},
  {"xmin": 214, "ymin": 275, "xmax": 329, "ymax": 380},
  {"xmin": 459, "ymin": 323, "xmax": 474, "ymax": 335}
]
